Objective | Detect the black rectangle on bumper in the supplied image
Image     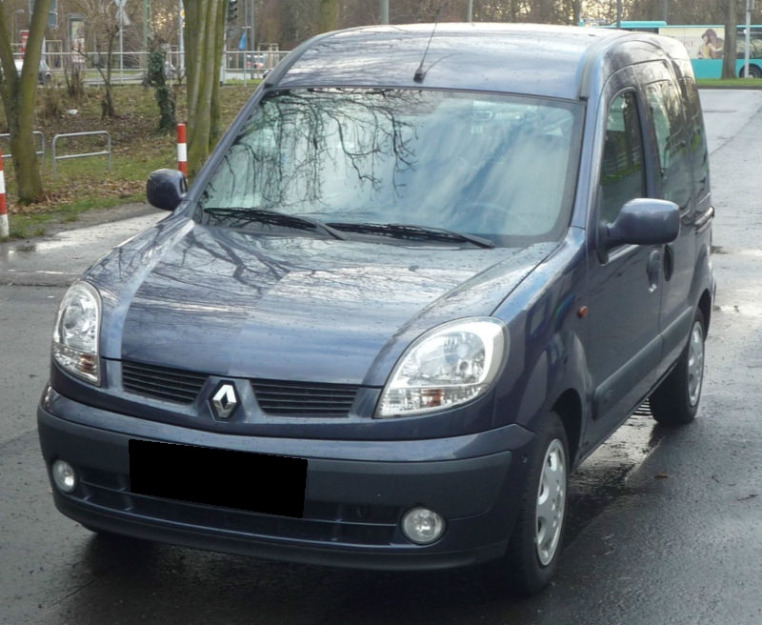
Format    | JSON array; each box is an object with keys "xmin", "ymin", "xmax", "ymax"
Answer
[{"xmin": 129, "ymin": 440, "xmax": 308, "ymax": 518}]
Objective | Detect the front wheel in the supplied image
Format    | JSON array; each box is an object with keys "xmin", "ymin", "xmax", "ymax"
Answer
[
  {"xmin": 650, "ymin": 309, "xmax": 706, "ymax": 426},
  {"xmin": 496, "ymin": 411, "xmax": 568, "ymax": 595}
]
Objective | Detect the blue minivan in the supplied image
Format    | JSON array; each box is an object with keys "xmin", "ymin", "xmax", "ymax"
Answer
[{"xmin": 38, "ymin": 23, "xmax": 715, "ymax": 594}]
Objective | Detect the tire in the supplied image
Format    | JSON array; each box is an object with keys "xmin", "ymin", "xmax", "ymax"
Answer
[
  {"xmin": 740, "ymin": 65, "xmax": 762, "ymax": 78},
  {"xmin": 650, "ymin": 309, "xmax": 705, "ymax": 426},
  {"xmin": 498, "ymin": 412, "xmax": 568, "ymax": 595}
]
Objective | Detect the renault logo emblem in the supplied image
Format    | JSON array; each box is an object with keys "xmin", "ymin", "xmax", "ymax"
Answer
[{"xmin": 211, "ymin": 383, "xmax": 239, "ymax": 420}]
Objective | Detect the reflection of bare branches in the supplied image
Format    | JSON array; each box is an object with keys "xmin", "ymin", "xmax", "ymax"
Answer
[
  {"xmin": 204, "ymin": 88, "xmax": 423, "ymax": 211},
  {"xmin": 175, "ymin": 229, "xmax": 293, "ymax": 294},
  {"xmin": 198, "ymin": 88, "xmax": 579, "ymax": 242}
]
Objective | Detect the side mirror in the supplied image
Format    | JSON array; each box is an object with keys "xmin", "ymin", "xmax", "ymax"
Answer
[
  {"xmin": 146, "ymin": 169, "xmax": 188, "ymax": 211},
  {"xmin": 598, "ymin": 198, "xmax": 679, "ymax": 262}
]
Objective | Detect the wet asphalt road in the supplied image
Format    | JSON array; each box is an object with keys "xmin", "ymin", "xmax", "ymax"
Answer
[{"xmin": 1, "ymin": 90, "xmax": 761, "ymax": 624}]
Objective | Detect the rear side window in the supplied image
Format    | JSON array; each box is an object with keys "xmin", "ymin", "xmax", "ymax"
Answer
[
  {"xmin": 646, "ymin": 80, "xmax": 693, "ymax": 209},
  {"xmin": 680, "ymin": 77, "xmax": 710, "ymax": 200},
  {"xmin": 600, "ymin": 91, "xmax": 646, "ymax": 224}
]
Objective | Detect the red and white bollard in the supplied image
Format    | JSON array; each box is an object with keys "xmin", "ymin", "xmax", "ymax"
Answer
[
  {"xmin": 177, "ymin": 123, "xmax": 188, "ymax": 176},
  {"xmin": 0, "ymin": 149, "xmax": 8, "ymax": 238}
]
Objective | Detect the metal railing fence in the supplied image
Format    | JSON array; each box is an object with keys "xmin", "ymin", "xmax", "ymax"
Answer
[
  {"xmin": 32, "ymin": 50, "xmax": 289, "ymax": 85},
  {"xmin": 51, "ymin": 131, "xmax": 112, "ymax": 178},
  {"xmin": 0, "ymin": 132, "xmax": 46, "ymax": 162}
]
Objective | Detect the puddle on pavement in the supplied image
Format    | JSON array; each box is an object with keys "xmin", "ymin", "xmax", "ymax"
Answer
[
  {"xmin": 0, "ymin": 214, "xmax": 160, "ymax": 261},
  {"xmin": 1, "ymin": 233, "xmax": 86, "ymax": 261},
  {"xmin": 12, "ymin": 242, "xmax": 37, "ymax": 253},
  {"xmin": 564, "ymin": 404, "xmax": 664, "ymax": 545}
]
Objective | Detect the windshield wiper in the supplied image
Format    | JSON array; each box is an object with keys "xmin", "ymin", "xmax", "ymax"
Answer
[
  {"xmin": 327, "ymin": 222, "xmax": 495, "ymax": 249},
  {"xmin": 204, "ymin": 207, "xmax": 347, "ymax": 240}
]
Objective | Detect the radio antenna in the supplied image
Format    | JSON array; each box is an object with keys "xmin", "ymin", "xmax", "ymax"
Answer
[{"xmin": 413, "ymin": 6, "xmax": 445, "ymax": 83}]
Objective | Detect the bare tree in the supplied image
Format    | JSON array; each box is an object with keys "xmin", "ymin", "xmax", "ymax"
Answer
[
  {"xmin": 0, "ymin": 0, "xmax": 52, "ymax": 203},
  {"xmin": 74, "ymin": 0, "xmax": 127, "ymax": 117},
  {"xmin": 274, "ymin": 0, "xmax": 320, "ymax": 49},
  {"xmin": 625, "ymin": 0, "xmax": 724, "ymax": 22},
  {"xmin": 475, "ymin": 0, "xmax": 526, "ymax": 22},
  {"xmin": 185, "ymin": 0, "xmax": 226, "ymax": 176}
]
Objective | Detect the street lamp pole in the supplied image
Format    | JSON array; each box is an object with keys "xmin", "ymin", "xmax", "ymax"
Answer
[
  {"xmin": 178, "ymin": 0, "xmax": 185, "ymax": 76},
  {"xmin": 115, "ymin": 0, "xmax": 127, "ymax": 82},
  {"xmin": 744, "ymin": 0, "xmax": 754, "ymax": 78},
  {"xmin": 143, "ymin": 0, "xmax": 151, "ymax": 57}
]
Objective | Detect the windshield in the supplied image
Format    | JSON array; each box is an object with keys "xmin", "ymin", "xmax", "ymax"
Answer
[{"xmin": 198, "ymin": 88, "xmax": 583, "ymax": 246}]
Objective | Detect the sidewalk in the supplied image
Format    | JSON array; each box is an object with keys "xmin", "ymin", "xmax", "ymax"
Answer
[{"xmin": 0, "ymin": 203, "xmax": 165, "ymax": 287}]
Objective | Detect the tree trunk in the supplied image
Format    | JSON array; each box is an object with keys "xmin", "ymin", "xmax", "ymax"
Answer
[
  {"xmin": 722, "ymin": 0, "xmax": 738, "ymax": 79},
  {"xmin": 318, "ymin": 0, "xmax": 339, "ymax": 32},
  {"xmin": 185, "ymin": 0, "xmax": 227, "ymax": 178},
  {"xmin": 99, "ymin": 29, "xmax": 118, "ymax": 119},
  {"xmin": 0, "ymin": 0, "xmax": 52, "ymax": 203}
]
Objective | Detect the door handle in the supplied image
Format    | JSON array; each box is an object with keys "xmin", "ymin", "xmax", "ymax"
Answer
[{"xmin": 646, "ymin": 249, "xmax": 662, "ymax": 293}]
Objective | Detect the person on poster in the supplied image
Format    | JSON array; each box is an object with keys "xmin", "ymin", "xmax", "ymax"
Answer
[{"xmin": 700, "ymin": 29, "xmax": 724, "ymax": 59}]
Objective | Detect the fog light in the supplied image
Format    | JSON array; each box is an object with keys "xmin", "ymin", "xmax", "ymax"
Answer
[
  {"xmin": 401, "ymin": 507, "xmax": 445, "ymax": 544},
  {"xmin": 52, "ymin": 460, "xmax": 77, "ymax": 493}
]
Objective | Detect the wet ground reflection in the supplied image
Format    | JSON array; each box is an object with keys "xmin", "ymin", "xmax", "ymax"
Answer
[{"xmin": 566, "ymin": 406, "xmax": 666, "ymax": 543}]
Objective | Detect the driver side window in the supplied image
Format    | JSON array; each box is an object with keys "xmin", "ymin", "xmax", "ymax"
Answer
[{"xmin": 599, "ymin": 91, "xmax": 646, "ymax": 224}]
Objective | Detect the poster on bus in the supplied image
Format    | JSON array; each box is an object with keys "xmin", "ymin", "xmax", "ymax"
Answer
[{"xmin": 660, "ymin": 26, "xmax": 725, "ymax": 60}]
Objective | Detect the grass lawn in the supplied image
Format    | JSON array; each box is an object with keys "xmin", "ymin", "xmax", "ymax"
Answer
[
  {"xmin": 697, "ymin": 77, "xmax": 762, "ymax": 88},
  {"xmin": 0, "ymin": 81, "xmax": 255, "ymax": 239}
]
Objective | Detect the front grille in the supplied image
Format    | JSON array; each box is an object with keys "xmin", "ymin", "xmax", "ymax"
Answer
[
  {"xmin": 121, "ymin": 361, "xmax": 360, "ymax": 416},
  {"xmin": 76, "ymin": 468, "xmax": 398, "ymax": 546},
  {"xmin": 251, "ymin": 379, "xmax": 359, "ymax": 416},
  {"xmin": 122, "ymin": 361, "xmax": 207, "ymax": 404}
]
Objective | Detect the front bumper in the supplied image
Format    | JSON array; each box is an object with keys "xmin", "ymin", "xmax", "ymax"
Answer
[{"xmin": 38, "ymin": 387, "xmax": 535, "ymax": 571}]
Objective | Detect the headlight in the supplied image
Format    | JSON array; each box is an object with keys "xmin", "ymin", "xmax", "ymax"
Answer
[
  {"xmin": 376, "ymin": 318, "xmax": 507, "ymax": 418},
  {"xmin": 53, "ymin": 281, "xmax": 102, "ymax": 385}
]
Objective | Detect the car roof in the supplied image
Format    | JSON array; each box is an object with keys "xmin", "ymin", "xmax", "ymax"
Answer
[{"xmin": 272, "ymin": 23, "xmax": 687, "ymax": 100}]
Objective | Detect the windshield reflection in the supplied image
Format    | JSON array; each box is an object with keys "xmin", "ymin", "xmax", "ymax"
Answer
[{"xmin": 199, "ymin": 88, "xmax": 582, "ymax": 245}]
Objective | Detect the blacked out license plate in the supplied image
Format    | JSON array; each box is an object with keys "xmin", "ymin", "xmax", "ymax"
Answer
[{"xmin": 129, "ymin": 440, "xmax": 307, "ymax": 518}]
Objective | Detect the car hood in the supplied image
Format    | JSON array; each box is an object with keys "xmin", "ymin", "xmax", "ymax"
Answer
[{"xmin": 88, "ymin": 217, "xmax": 553, "ymax": 385}]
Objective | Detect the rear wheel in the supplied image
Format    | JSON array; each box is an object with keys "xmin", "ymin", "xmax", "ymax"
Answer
[
  {"xmin": 650, "ymin": 309, "xmax": 705, "ymax": 426},
  {"xmin": 497, "ymin": 411, "xmax": 568, "ymax": 595}
]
